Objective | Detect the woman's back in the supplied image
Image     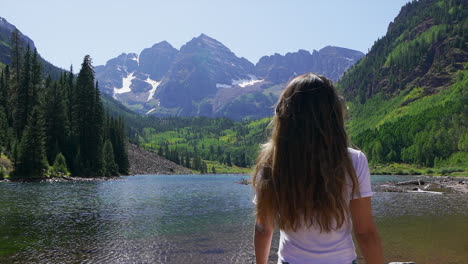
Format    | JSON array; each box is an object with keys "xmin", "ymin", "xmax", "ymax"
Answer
[
  {"xmin": 278, "ymin": 148, "xmax": 372, "ymax": 264},
  {"xmin": 253, "ymin": 73, "xmax": 383, "ymax": 264}
]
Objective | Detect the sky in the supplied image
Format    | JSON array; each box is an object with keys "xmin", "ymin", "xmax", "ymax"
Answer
[{"xmin": 1, "ymin": 0, "xmax": 410, "ymax": 69}]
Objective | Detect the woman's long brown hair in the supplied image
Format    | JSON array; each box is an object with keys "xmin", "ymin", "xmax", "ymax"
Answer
[{"xmin": 253, "ymin": 73, "xmax": 359, "ymax": 232}]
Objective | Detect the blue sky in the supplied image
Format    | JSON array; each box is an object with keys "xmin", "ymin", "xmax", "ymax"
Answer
[{"xmin": 2, "ymin": 0, "xmax": 410, "ymax": 69}]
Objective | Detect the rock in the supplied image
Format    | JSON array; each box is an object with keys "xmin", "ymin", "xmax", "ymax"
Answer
[
  {"xmin": 236, "ymin": 178, "xmax": 251, "ymax": 185},
  {"xmin": 127, "ymin": 143, "xmax": 192, "ymax": 175},
  {"xmin": 395, "ymin": 180, "xmax": 425, "ymax": 186}
]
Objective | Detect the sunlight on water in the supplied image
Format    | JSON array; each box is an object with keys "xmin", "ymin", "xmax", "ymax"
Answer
[{"xmin": 0, "ymin": 175, "xmax": 466, "ymax": 263}]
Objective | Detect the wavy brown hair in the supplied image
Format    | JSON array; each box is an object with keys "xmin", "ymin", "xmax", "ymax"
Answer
[{"xmin": 253, "ymin": 73, "xmax": 359, "ymax": 232}]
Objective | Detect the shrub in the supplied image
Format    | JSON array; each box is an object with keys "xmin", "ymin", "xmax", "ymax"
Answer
[{"xmin": 50, "ymin": 153, "xmax": 70, "ymax": 177}]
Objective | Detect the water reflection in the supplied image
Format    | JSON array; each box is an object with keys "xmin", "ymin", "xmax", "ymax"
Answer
[{"xmin": 0, "ymin": 175, "xmax": 466, "ymax": 263}]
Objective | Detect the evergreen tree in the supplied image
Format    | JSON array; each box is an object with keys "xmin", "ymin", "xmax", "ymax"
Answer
[
  {"xmin": 91, "ymin": 81, "xmax": 104, "ymax": 174},
  {"xmin": 30, "ymin": 48, "xmax": 42, "ymax": 109},
  {"xmin": 114, "ymin": 117, "xmax": 129, "ymax": 174},
  {"xmin": 13, "ymin": 45, "xmax": 32, "ymax": 138},
  {"xmin": 10, "ymin": 29, "xmax": 22, "ymax": 91},
  {"xmin": 225, "ymin": 152, "xmax": 232, "ymax": 167},
  {"xmin": 51, "ymin": 152, "xmax": 70, "ymax": 177},
  {"xmin": 102, "ymin": 140, "xmax": 118, "ymax": 177},
  {"xmin": 0, "ymin": 107, "xmax": 8, "ymax": 152},
  {"xmin": 15, "ymin": 106, "xmax": 48, "ymax": 178},
  {"xmin": 158, "ymin": 146, "xmax": 163, "ymax": 156},
  {"xmin": 43, "ymin": 78, "xmax": 67, "ymax": 164},
  {"xmin": 0, "ymin": 70, "xmax": 7, "ymax": 111},
  {"xmin": 72, "ymin": 56, "xmax": 104, "ymax": 176}
]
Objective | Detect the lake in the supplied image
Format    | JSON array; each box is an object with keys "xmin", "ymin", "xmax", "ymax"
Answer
[{"xmin": 0, "ymin": 174, "xmax": 467, "ymax": 263}]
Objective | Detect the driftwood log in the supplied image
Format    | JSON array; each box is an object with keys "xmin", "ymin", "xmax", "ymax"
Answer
[{"xmin": 395, "ymin": 180, "xmax": 425, "ymax": 186}]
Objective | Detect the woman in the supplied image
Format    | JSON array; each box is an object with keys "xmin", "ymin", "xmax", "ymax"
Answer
[{"xmin": 253, "ymin": 73, "xmax": 384, "ymax": 264}]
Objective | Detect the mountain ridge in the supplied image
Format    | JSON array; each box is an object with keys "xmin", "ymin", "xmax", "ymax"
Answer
[{"xmin": 94, "ymin": 33, "xmax": 364, "ymax": 119}]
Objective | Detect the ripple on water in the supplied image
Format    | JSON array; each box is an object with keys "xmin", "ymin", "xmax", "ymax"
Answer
[{"xmin": 0, "ymin": 175, "xmax": 466, "ymax": 263}]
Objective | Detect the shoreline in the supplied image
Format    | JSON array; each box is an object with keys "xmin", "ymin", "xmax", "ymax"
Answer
[{"xmin": 0, "ymin": 172, "xmax": 252, "ymax": 183}]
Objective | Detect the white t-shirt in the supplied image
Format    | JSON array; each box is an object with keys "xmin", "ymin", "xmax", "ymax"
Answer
[{"xmin": 254, "ymin": 148, "xmax": 373, "ymax": 264}]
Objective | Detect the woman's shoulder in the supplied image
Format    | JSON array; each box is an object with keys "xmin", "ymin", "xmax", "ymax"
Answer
[
  {"xmin": 347, "ymin": 147, "xmax": 365, "ymax": 160},
  {"xmin": 347, "ymin": 148, "xmax": 369, "ymax": 168}
]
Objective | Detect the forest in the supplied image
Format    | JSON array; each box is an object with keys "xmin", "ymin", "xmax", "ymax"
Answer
[{"xmin": 0, "ymin": 30, "xmax": 129, "ymax": 179}]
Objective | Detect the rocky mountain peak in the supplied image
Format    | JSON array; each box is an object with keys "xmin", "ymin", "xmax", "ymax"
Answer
[
  {"xmin": 180, "ymin": 33, "xmax": 231, "ymax": 54},
  {"xmin": 151, "ymin": 40, "xmax": 174, "ymax": 50}
]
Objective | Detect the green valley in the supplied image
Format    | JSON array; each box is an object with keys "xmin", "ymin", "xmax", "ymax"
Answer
[{"xmin": 133, "ymin": 0, "xmax": 467, "ymax": 176}]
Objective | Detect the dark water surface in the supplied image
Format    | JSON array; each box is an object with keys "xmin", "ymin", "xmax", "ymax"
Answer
[{"xmin": 0, "ymin": 174, "xmax": 466, "ymax": 263}]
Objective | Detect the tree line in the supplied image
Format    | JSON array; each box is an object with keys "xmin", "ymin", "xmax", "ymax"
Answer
[{"xmin": 0, "ymin": 30, "xmax": 128, "ymax": 179}]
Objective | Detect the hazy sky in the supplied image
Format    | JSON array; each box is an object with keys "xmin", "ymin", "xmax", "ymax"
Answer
[{"xmin": 2, "ymin": 0, "xmax": 410, "ymax": 69}]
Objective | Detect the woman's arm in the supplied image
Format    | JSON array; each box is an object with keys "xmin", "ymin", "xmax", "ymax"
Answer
[
  {"xmin": 350, "ymin": 197, "xmax": 384, "ymax": 264},
  {"xmin": 254, "ymin": 216, "xmax": 274, "ymax": 264}
]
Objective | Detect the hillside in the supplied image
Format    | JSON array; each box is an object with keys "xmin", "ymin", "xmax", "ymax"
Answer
[
  {"xmin": 0, "ymin": 17, "xmax": 64, "ymax": 79},
  {"xmin": 338, "ymin": 0, "xmax": 467, "ymax": 169},
  {"xmin": 134, "ymin": 0, "xmax": 467, "ymax": 175}
]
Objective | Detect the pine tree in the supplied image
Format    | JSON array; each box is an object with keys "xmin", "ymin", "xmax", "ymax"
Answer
[
  {"xmin": 72, "ymin": 56, "xmax": 104, "ymax": 176},
  {"xmin": 13, "ymin": 45, "xmax": 32, "ymax": 138},
  {"xmin": 225, "ymin": 152, "xmax": 232, "ymax": 167},
  {"xmin": 43, "ymin": 78, "xmax": 67, "ymax": 164},
  {"xmin": 15, "ymin": 106, "xmax": 48, "ymax": 178},
  {"xmin": 0, "ymin": 107, "xmax": 7, "ymax": 151},
  {"xmin": 0, "ymin": 70, "xmax": 7, "ymax": 111},
  {"xmin": 113, "ymin": 117, "xmax": 129, "ymax": 174},
  {"xmin": 51, "ymin": 152, "xmax": 69, "ymax": 177},
  {"xmin": 10, "ymin": 29, "xmax": 22, "ymax": 91},
  {"xmin": 102, "ymin": 140, "xmax": 118, "ymax": 177},
  {"xmin": 91, "ymin": 81, "xmax": 104, "ymax": 174},
  {"xmin": 30, "ymin": 48, "xmax": 42, "ymax": 109}
]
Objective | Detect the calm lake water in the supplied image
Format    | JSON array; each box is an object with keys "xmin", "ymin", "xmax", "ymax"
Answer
[{"xmin": 0, "ymin": 174, "xmax": 467, "ymax": 263}]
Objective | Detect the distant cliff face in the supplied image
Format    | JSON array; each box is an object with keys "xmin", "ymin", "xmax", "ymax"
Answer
[
  {"xmin": 94, "ymin": 42, "xmax": 178, "ymax": 113},
  {"xmin": 94, "ymin": 34, "xmax": 364, "ymax": 119},
  {"xmin": 255, "ymin": 47, "xmax": 364, "ymax": 83},
  {"xmin": 154, "ymin": 34, "xmax": 257, "ymax": 116}
]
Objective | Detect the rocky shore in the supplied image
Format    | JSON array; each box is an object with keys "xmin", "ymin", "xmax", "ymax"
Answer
[
  {"xmin": 375, "ymin": 176, "xmax": 467, "ymax": 194},
  {"xmin": 128, "ymin": 143, "xmax": 192, "ymax": 175}
]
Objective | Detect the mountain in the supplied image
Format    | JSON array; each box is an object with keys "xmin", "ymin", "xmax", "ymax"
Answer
[
  {"xmin": 338, "ymin": 0, "xmax": 467, "ymax": 168},
  {"xmin": 0, "ymin": 16, "xmax": 63, "ymax": 78},
  {"xmin": 256, "ymin": 46, "xmax": 364, "ymax": 83},
  {"xmin": 95, "ymin": 41, "xmax": 179, "ymax": 113},
  {"xmin": 154, "ymin": 34, "xmax": 258, "ymax": 116},
  {"xmin": 95, "ymin": 34, "xmax": 363, "ymax": 119}
]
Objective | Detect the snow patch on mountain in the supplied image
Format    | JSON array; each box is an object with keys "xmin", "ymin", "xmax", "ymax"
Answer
[
  {"xmin": 232, "ymin": 75, "xmax": 264, "ymax": 88},
  {"xmin": 146, "ymin": 108, "xmax": 157, "ymax": 115},
  {"xmin": 217, "ymin": 75, "xmax": 264, "ymax": 89},
  {"xmin": 113, "ymin": 72, "xmax": 135, "ymax": 97},
  {"xmin": 146, "ymin": 77, "xmax": 161, "ymax": 101},
  {"xmin": 216, "ymin": 83, "xmax": 232, "ymax": 88},
  {"xmin": 131, "ymin": 55, "xmax": 139, "ymax": 63}
]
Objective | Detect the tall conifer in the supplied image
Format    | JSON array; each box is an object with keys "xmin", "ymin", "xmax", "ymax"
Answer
[
  {"xmin": 13, "ymin": 45, "xmax": 32, "ymax": 138},
  {"xmin": 30, "ymin": 48, "xmax": 42, "ymax": 108},
  {"xmin": 103, "ymin": 140, "xmax": 118, "ymax": 176},
  {"xmin": 73, "ymin": 55, "xmax": 104, "ymax": 176},
  {"xmin": 15, "ymin": 106, "xmax": 48, "ymax": 178},
  {"xmin": 44, "ymin": 78, "xmax": 67, "ymax": 164}
]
